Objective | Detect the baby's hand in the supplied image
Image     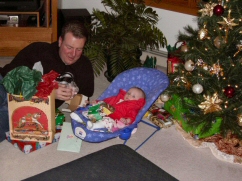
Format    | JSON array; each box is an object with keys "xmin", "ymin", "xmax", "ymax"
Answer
[
  {"xmin": 84, "ymin": 100, "xmax": 98, "ymax": 106},
  {"xmin": 91, "ymin": 100, "xmax": 98, "ymax": 105},
  {"xmin": 83, "ymin": 100, "xmax": 90, "ymax": 107},
  {"xmin": 120, "ymin": 118, "xmax": 131, "ymax": 125}
]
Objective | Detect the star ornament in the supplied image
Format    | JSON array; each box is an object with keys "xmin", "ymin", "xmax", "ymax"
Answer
[
  {"xmin": 209, "ymin": 61, "xmax": 223, "ymax": 78},
  {"xmin": 196, "ymin": 59, "xmax": 209, "ymax": 70},
  {"xmin": 217, "ymin": 10, "xmax": 239, "ymax": 30},
  {"xmin": 173, "ymin": 76, "xmax": 191, "ymax": 90},
  {"xmin": 198, "ymin": 3, "xmax": 216, "ymax": 17},
  {"xmin": 198, "ymin": 92, "xmax": 223, "ymax": 114},
  {"xmin": 210, "ymin": 63, "xmax": 221, "ymax": 75}
]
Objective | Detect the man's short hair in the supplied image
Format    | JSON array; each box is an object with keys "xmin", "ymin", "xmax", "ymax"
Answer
[{"xmin": 61, "ymin": 20, "xmax": 88, "ymax": 42}]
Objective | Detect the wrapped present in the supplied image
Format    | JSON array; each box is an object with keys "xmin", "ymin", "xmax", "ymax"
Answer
[
  {"xmin": 164, "ymin": 94, "xmax": 221, "ymax": 139},
  {"xmin": 144, "ymin": 110, "xmax": 153, "ymax": 121},
  {"xmin": 150, "ymin": 116, "xmax": 173, "ymax": 128},
  {"xmin": 166, "ymin": 41, "xmax": 184, "ymax": 74},
  {"xmin": 99, "ymin": 102, "xmax": 115, "ymax": 114},
  {"xmin": 55, "ymin": 109, "xmax": 65, "ymax": 132},
  {"xmin": 144, "ymin": 104, "xmax": 160, "ymax": 120},
  {"xmin": 87, "ymin": 104, "xmax": 103, "ymax": 122},
  {"xmin": 144, "ymin": 105, "xmax": 174, "ymax": 128},
  {"xmin": 6, "ymin": 131, "xmax": 61, "ymax": 154},
  {"xmin": 2, "ymin": 67, "xmax": 59, "ymax": 143},
  {"xmin": 167, "ymin": 56, "xmax": 182, "ymax": 74},
  {"xmin": 86, "ymin": 102, "xmax": 115, "ymax": 122},
  {"xmin": 163, "ymin": 94, "xmax": 189, "ymax": 122}
]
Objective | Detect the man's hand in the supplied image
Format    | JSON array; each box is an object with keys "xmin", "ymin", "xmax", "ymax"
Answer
[{"xmin": 55, "ymin": 84, "xmax": 75, "ymax": 101}]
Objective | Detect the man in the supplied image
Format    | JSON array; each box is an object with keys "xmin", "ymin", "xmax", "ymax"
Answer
[{"xmin": 0, "ymin": 20, "xmax": 94, "ymax": 142}]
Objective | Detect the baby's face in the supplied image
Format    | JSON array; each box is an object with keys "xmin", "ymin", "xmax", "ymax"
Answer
[{"xmin": 124, "ymin": 88, "xmax": 144, "ymax": 101}]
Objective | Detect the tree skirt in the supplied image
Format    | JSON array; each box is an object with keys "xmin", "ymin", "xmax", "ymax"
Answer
[{"xmin": 174, "ymin": 122, "xmax": 242, "ymax": 165}]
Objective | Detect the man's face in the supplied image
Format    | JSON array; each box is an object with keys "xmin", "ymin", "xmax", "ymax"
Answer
[{"xmin": 58, "ymin": 32, "xmax": 86, "ymax": 65}]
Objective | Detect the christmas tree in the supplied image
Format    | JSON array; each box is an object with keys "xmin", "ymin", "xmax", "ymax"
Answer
[{"xmin": 164, "ymin": 0, "xmax": 242, "ymax": 140}]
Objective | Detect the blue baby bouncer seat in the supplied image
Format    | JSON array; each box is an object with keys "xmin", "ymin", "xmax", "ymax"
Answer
[{"xmin": 71, "ymin": 67, "xmax": 169, "ymax": 146}]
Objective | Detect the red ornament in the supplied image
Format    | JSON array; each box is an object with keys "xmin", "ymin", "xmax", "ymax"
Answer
[
  {"xmin": 213, "ymin": 5, "xmax": 224, "ymax": 16},
  {"xmin": 224, "ymin": 86, "xmax": 235, "ymax": 98}
]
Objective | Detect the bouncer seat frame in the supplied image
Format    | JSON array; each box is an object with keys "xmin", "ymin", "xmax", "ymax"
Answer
[{"xmin": 71, "ymin": 67, "xmax": 169, "ymax": 149}]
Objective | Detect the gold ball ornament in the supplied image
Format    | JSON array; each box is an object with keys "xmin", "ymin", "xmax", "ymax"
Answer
[
  {"xmin": 238, "ymin": 114, "xmax": 242, "ymax": 126},
  {"xmin": 180, "ymin": 44, "xmax": 189, "ymax": 52},
  {"xmin": 198, "ymin": 28, "xmax": 208, "ymax": 40},
  {"xmin": 214, "ymin": 36, "xmax": 224, "ymax": 49}
]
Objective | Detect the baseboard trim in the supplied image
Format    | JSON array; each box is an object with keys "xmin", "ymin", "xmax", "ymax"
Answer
[
  {"xmin": 141, "ymin": 50, "xmax": 167, "ymax": 68},
  {"xmin": 144, "ymin": 49, "xmax": 168, "ymax": 58}
]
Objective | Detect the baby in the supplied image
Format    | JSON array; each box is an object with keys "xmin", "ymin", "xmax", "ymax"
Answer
[{"xmin": 86, "ymin": 87, "xmax": 146, "ymax": 132}]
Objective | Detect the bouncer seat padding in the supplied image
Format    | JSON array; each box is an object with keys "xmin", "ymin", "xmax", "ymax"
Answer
[{"xmin": 71, "ymin": 67, "xmax": 169, "ymax": 142}]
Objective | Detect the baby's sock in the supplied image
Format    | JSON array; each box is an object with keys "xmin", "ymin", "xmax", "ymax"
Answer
[
  {"xmin": 70, "ymin": 112, "xmax": 83, "ymax": 123},
  {"xmin": 87, "ymin": 121, "xmax": 93, "ymax": 129}
]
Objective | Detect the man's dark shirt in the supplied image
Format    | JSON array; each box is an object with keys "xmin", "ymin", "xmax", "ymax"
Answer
[{"xmin": 0, "ymin": 42, "xmax": 94, "ymax": 107}]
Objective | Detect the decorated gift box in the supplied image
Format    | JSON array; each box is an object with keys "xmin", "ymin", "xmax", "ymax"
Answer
[
  {"xmin": 167, "ymin": 56, "xmax": 182, "ymax": 74},
  {"xmin": 164, "ymin": 94, "xmax": 221, "ymax": 139},
  {"xmin": 166, "ymin": 41, "xmax": 186, "ymax": 74},
  {"xmin": 1, "ymin": 66, "xmax": 59, "ymax": 143},
  {"xmin": 6, "ymin": 131, "xmax": 61, "ymax": 154},
  {"xmin": 144, "ymin": 104, "xmax": 173, "ymax": 128}
]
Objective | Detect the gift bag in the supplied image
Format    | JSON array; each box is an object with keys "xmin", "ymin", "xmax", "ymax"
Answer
[
  {"xmin": 1, "ymin": 66, "xmax": 59, "ymax": 143},
  {"xmin": 5, "ymin": 109, "xmax": 64, "ymax": 154},
  {"xmin": 8, "ymin": 91, "xmax": 56, "ymax": 143}
]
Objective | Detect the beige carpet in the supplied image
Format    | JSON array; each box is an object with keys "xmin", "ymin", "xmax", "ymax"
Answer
[{"xmin": 1, "ymin": 57, "xmax": 242, "ymax": 181}]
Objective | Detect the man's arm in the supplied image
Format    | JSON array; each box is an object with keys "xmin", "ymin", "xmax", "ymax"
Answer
[{"xmin": 0, "ymin": 42, "xmax": 49, "ymax": 77}]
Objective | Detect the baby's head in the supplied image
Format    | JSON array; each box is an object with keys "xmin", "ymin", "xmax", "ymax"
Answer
[{"xmin": 124, "ymin": 87, "xmax": 145, "ymax": 101}]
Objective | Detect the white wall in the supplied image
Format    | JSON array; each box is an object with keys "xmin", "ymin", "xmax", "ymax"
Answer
[
  {"xmin": 59, "ymin": 0, "xmax": 198, "ymax": 52},
  {"xmin": 59, "ymin": 0, "xmax": 198, "ymax": 67}
]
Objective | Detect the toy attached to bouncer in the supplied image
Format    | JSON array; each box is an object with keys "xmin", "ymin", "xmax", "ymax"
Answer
[
  {"xmin": 86, "ymin": 102, "xmax": 114, "ymax": 122},
  {"xmin": 71, "ymin": 67, "xmax": 169, "ymax": 144},
  {"xmin": 70, "ymin": 102, "xmax": 133, "ymax": 142}
]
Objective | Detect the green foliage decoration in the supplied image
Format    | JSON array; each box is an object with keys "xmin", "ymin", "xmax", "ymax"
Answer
[{"xmin": 84, "ymin": 0, "xmax": 167, "ymax": 80}]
